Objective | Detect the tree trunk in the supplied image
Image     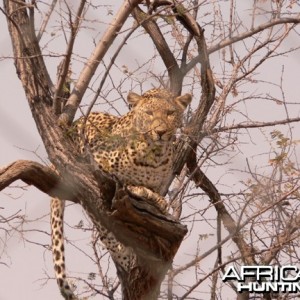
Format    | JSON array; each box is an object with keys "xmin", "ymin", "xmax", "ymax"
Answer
[{"xmin": 3, "ymin": 1, "xmax": 187, "ymax": 298}]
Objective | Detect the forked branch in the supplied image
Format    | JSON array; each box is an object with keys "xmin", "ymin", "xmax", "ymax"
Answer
[
  {"xmin": 185, "ymin": 17, "xmax": 300, "ymax": 74},
  {"xmin": 170, "ymin": 2, "xmax": 216, "ymax": 187},
  {"xmin": 0, "ymin": 160, "xmax": 78, "ymax": 201},
  {"xmin": 132, "ymin": 6, "xmax": 183, "ymax": 94},
  {"xmin": 58, "ymin": 0, "xmax": 143, "ymax": 125},
  {"xmin": 53, "ymin": 0, "xmax": 87, "ymax": 114},
  {"xmin": 186, "ymin": 150, "xmax": 256, "ymax": 266}
]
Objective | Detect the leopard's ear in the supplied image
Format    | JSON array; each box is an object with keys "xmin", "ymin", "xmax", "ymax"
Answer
[
  {"xmin": 127, "ymin": 92, "xmax": 143, "ymax": 107},
  {"xmin": 174, "ymin": 93, "xmax": 192, "ymax": 111}
]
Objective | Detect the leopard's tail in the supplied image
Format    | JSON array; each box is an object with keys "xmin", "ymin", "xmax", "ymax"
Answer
[{"xmin": 51, "ymin": 197, "xmax": 78, "ymax": 300}]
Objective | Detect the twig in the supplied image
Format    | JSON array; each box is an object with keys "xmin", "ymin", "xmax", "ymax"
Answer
[
  {"xmin": 53, "ymin": 0, "xmax": 86, "ymax": 115},
  {"xmin": 36, "ymin": 0, "xmax": 58, "ymax": 41},
  {"xmin": 58, "ymin": 0, "xmax": 143, "ymax": 125}
]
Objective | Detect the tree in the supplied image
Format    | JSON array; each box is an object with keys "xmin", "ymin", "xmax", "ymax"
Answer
[{"xmin": 1, "ymin": 0, "xmax": 300, "ymax": 299}]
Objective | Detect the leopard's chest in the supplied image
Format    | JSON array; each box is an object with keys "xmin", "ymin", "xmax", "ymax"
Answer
[{"xmin": 93, "ymin": 140, "xmax": 173, "ymax": 193}]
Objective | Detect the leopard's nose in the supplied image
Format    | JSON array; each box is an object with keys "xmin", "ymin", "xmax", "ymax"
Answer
[{"xmin": 155, "ymin": 128, "xmax": 167, "ymax": 137}]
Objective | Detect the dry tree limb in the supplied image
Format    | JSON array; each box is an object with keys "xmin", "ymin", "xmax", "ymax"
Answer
[
  {"xmin": 53, "ymin": 0, "xmax": 86, "ymax": 115},
  {"xmin": 186, "ymin": 147, "xmax": 256, "ymax": 266},
  {"xmin": 162, "ymin": 3, "xmax": 216, "ymax": 194},
  {"xmin": 3, "ymin": 2, "xmax": 188, "ymax": 298},
  {"xmin": 184, "ymin": 17, "xmax": 300, "ymax": 75},
  {"xmin": 58, "ymin": 0, "xmax": 144, "ymax": 125},
  {"xmin": 0, "ymin": 160, "xmax": 65, "ymax": 198},
  {"xmin": 36, "ymin": 0, "xmax": 58, "ymax": 42},
  {"xmin": 132, "ymin": 6, "xmax": 183, "ymax": 94}
]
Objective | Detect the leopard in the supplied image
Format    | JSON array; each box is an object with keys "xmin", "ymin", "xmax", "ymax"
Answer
[{"xmin": 50, "ymin": 88, "xmax": 192, "ymax": 299}]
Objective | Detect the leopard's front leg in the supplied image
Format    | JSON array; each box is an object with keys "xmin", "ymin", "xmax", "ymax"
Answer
[{"xmin": 126, "ymin": 185, "xmax": 168, "ymax": 213}]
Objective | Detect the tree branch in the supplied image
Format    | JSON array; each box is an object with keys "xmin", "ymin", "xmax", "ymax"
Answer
[
  {"xmin": 36, "ymin": 0, "xmax": 58, "ymax": 42},
  {"xmin": 186, "ymin": 151, "xmax": 256, "ymax": 266},
  {"xmin": 131, "ymin": 6, "xmax": 183, "ymax": 94},
  {"xmin": 209, "ymin": 17, "xmax": 300, "ymax": 54},
  {"xmin": 0, "ymin": 160, "xmax": 78, "ymax": 201},
  {"xmin": 3, "ymin": 1, "xmax": 189, "ymax": 298},
  {"xmin": 113, "ymin": 188, "xmax": 187, "ymax": 260},
  {"xmin": 58, "ymin": 0, "xmax": 143, "ymax": 125},
  {"xmin": 184, "ymin": 17, "xmax": 300, "ymax": 75},
  {"xmin": 213, "ymin": 117, "xmax": 300, "ymax": 133},
  {"xmin": 0, "ymin": 159, "xmax": 187, "ymax": 263},
  {"xmin": 161, "ymin": 2, "xmax": 216, "ymax": 194},
  {"xmin": 53, "ymin": 0, "xmax": 86, "ymax": 114}
]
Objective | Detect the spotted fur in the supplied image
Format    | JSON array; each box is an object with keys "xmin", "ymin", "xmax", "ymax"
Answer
[{"xmin": 51, "ymin": 89, "xmax": 191, "ymax": 299}]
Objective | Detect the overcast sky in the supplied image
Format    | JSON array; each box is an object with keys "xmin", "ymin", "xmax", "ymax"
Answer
[{"xmin": 1, "ymin": 1, "xmax": 300, "ymax": 300}]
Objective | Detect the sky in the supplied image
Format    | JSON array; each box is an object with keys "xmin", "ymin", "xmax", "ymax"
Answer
[{"xmin": 1, "ymin": 1, "xmax": 300, "ymax": 300}]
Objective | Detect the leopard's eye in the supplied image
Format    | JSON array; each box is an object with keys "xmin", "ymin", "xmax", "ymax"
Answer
[
  {"xmin": 145, "ymin": 110, "xmax": 153, "ymax": 116},
  {"xmin": 167, "ymin": 110, "xmax": 176, "ymax": 116}
]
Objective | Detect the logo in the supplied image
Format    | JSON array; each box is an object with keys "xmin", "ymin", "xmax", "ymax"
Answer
[{"xmin": 222, "ymin": 266, "xmax": 300, "ymax": 293}]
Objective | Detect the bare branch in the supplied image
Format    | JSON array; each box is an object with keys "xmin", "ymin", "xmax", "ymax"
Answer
[
  {"xmin": 132, "ymin": 6, "xmax": 183, "ymax": 94},
  {"xmin": 36, "ymin": 0, "xmax": 58, "ymax": 42},
  {"xmin": 0, "ymin": 160, "xmax": 78, "ymax": 201},
  {"xmin": 3, "ymin": 1, "xmax": 300, "ymax": 299},
  {"xmin": 53, "ymin": 0, "xmax": 87, "ymax": 114},
  {"xmin": 164, "ymin": 2, "xmax": 216, "ymax": 193},
  {"xmin": 186, "ymin": 151, "xmax": 256, "ymax": 266},
  {"xmin": 261, "ymin": 213, "xmax": 300, "ymax": 265},
  {"xmin": 213, "ymin": 117, "xmax": 300, "ymax": 134},
  {"xmin": 85, "ymin": 20, "xmax": 140, "ymax": 118},
  {"xmin": 58, "ymin": 0, "xmax": 143, "ymax": 125},
  {"xmin": 3, "ymin": 1, "xmax": 54, "ymax": 93},
  {"xmin": 184, "ymin": 17, "xmax": 300, "ymax": 75},
  {"xmin": 209, "ymin": 17, "xmax": 300, "ymax": 54}
]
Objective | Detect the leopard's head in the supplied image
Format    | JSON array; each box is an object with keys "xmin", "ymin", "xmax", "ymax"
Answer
[{"xmin": 127, "ymin": 89, "xmax": 192, "ymax": 142}]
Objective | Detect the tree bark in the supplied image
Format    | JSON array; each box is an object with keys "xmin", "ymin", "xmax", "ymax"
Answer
[{"xmin": 3, "ymin": 1, "xmax": 187, "ymax": 298}]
